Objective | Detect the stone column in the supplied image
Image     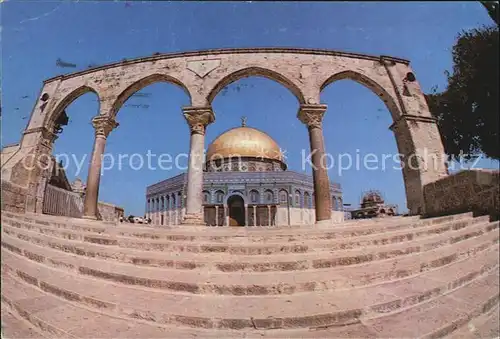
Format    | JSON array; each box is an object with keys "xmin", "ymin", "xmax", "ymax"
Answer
[
  {"xmin": 215, "ymin": 205, "xmax": 219, "ymax": 227},
  {"xmin": 153, "ymin": 197, "xmax": 157, "ymax": 224},
  {"xmin": 298, "ymin": 104, "xmax": 332, "ymax": 225},
  {"xmin": 162, "ymin": 196, "xmax": 167, "ymax": 226},
  {"xmin": 83, "ymin": 116, "xmax": 118, "ymax": 220},
  {"xmin": 267, "ymin": 205, "xmax": 271, "ymax": 226},
  {"xmin": 253, "ymin": 206, "xmax": 257, "ymax": 226},
  {"xmin": 181, "ymin": 106, "xmax": 215, "ymax": 225},
  {"xmin": 224, "ymin": 205, "xmax": 229, "ymax": 226},
  {"xmin": 244, "ymin": 204, "xmax": 248, "ymax": 227}
]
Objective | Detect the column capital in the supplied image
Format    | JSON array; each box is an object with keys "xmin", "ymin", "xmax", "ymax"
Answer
[
  {"xmin": 92, "ymin": 115, "xmax": 119, "ymax": 138},
  {"xmin": 297, "ymin": 104, "xmax": 328, "ymax": 129},
  {"xmin": 182, "ymin": 106, "xmax": 215, "ymax": 135}
]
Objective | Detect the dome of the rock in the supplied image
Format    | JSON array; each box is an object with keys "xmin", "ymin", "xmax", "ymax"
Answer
[{"xmin": 205, "ymin": 124, "xmax": 286, "ymax": 170}]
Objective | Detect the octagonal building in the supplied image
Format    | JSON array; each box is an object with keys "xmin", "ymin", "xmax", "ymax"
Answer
[{"xmin": 145, "ymin": 120, "xmax": 344, "ymax": 226}]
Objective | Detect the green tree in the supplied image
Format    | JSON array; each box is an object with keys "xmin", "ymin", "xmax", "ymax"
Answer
[
  {"xmin": 425, "ymin": 13, "xmax": 499, "ymax": 160},
  {"xmin": 480, "ymin": 1, "xmax": 499, "ymax": 25}
]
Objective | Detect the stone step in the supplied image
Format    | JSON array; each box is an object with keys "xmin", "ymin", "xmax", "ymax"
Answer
[
  {"xmin": 2, "ymin": 225, "xmax": 498, "ymax": 296},
  {"xmin": 1, "ymin": 302, "xmax": 48, "ymax": 338},
  {"xmin": 362, "ymin": 267, "xmax": 499, "ymax": 338},
  {"xmin": 445, "ymin": 305, "xmax": 499, "ymax": 339},
  {"xmin": 97, "ymin": 216, "xmax": 494, "ymax": 254},
  {"xmin": 0, "ymin": 272, "xmax": 384, "ymax": 338},
  {"xmin": 2, "ymin": 218, "xmax": 497, "ymax": 273},
  {"xmin": 1, "ymin": 213, "xmax": 489, "ymax": 255},
  {"xmin": 1, "ymin": 211, "xmax": 473, "ymax": 242},
  {"xmin": 2, "ymin": 245, "xmax": 498, "ymax": 330},
  {"xmin": 5, "ymin": 209, "xmax": 423, "ymax": 231}
]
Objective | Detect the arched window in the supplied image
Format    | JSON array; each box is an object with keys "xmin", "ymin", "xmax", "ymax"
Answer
[
  {"xmin": 250, "ymin": 190, "xmax": 260, "ymax": 203},
  {"xmin": 264, "ymin": 190, "xmax": 274, "ymax": 203},
  {"xmin": 177, "ymin": 192, "xmax": 182, "ymax": 208},
  {"xmin": 304, "ymin": 192, "xmax": 312, "ymax": 208},
  {"xmin": 161, "ymin": 196, "xmax": 165, "ymax": 211},
  {"xmin": 203, "ymin": 191, "xmax": 210, "ymax": 204},
  {"xmin": 215, "ymin": 190, "xmax": 224, "ymax": 204},
  {"xmin": 279, "ymin": 189, "xmax": 288, "ymax": 206},
  {"xmin": 332, "ymin": 196, "xmax": 338, "ymax": 210},
  {"xmin": 338, "ymin": 197, "xmax": 343, "ymax": 211},
  {"xmin": 294, "ymin": 190, "xmax": 301, "ymax": 207},
  {"xmin": 165, "ymin": 195, "xmax": 170, "ymax": 210}
]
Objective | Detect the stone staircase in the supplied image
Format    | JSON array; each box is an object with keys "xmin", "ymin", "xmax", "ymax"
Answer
[{"xmin": 1, "ymin": 211, "xmax": 498, "ymax": 338}]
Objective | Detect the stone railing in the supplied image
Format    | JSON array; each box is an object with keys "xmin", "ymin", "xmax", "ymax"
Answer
[
  {"xmin": 423, "ymin": 169, "xmax": 499, "ymax": 219},
  {"xmin": 42, "ymin": 184, "xmax": 123, "ymax": 222},
  {"xmin": 42, "ymin": 184, "xmax": 83, "ymax": 218}
]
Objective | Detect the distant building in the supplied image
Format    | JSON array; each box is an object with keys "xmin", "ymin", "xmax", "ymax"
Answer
[
  {"xmin": 350, "ymin": 190, "xmax": 398, "ymax": 219},
  {"xmin": 146, "ymin": 119, "xmax": 344, "ymax": 226}
]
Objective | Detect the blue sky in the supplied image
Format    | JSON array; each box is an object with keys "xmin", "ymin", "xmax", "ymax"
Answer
[{"xmin": 2, "ymin": 1, "xmax": 498, "ymax": 216}]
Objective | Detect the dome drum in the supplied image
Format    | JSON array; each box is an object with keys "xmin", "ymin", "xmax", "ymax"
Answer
[{"xmin": 205, "ymin": 157, "xmax": 286, "ymax": 172}]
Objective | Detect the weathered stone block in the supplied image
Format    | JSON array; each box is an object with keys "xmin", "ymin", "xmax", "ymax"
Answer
[{"xmin": 423, "ymin": 169, "xmax": 500, "ymax": 219}]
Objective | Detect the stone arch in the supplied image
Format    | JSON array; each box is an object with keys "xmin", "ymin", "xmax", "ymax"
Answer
[
  {"xmin": 320, "ymin": 70, "xmax": 402, "ymax": 121},
  {"xmin": 223, "ymin": 191, "xmax": 248, "ymax": 206},
  {"xmin": 304, "ymin": 192, "xmax": 312, "ymax": 209},
  {"xmin": 215, "ymin": 190, "xmax": 225, "ymax": 204},
  {"xmin": 202, "ymin": 190, "xmax": 211, "ymax": 204},
  {"xmin": 4, "ymin": 48, "xmax": 448, "ymax": 218},
  {"xmin": 207, "ymin": 67, "xmax": 306, "ymax": 104},
  {"xmin": 294, "ymin": 189, "xmax": 302, "ymax": 207},
  {"xmin": 249, "ymin": 189, "xmax": 260, "ymax": 204},
  {"xmin": 279, "ymin": 189, "xmax": 289, "ymax": 206},
  {"xmin": 110, "ymin": 73, "xmax": 192, "ymax": 117},
  {"xmin": 264, "ymin": 189, "xmax": 274, "ymax": 204},
  {"xmin": 46, "ymin": 85, "xmax": 101, "ymax": 131}
]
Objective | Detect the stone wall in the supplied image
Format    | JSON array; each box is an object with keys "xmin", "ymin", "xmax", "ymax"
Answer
[
  {"xmin": 148, "ymin": 208, "xmax": 185, "ymax": 226},
  {"xmin": 423, "ymin": 169, "xmax": 499, "ymax": 219},
  {"xmin": 1, "ymin": 180, "xmax": 28, "ymax": 213},
  {"xmin": 97, "ymin": 201, "xmax": 124, "ymax": 223},
  {"xmin": 280, "ymin": 207, "xmax": 344, "ymax": 225}
]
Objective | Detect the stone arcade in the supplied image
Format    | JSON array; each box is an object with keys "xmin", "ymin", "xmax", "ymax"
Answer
[
  {"xmin": 145, "ymin": 118, "xmax": 344, "ymax": 226},
  {"xmin": 1, "ymin": 47, "xmax": 450, "ymax": 225}
]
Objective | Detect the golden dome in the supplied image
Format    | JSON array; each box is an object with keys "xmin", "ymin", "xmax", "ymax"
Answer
[{"xmin": 206, "ymin": 126, "xmax": 284, "ymax": 163}]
